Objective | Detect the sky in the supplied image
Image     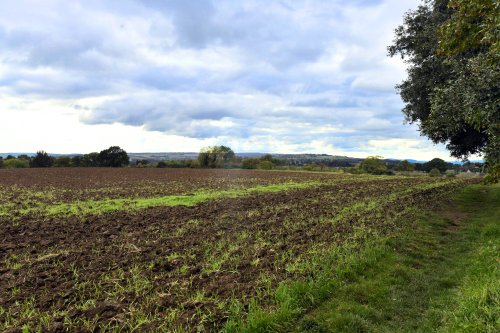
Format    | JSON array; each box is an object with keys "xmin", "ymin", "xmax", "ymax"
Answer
[{"xmin": 0, "ymin": 0, "xmax": 470, "ymax": 160}]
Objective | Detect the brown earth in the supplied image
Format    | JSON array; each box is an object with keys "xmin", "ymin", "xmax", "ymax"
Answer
[
  {"xmin": 0, "ymin": 169, "xmax": 478, "ymax": 331},
  {"xmin": 0, "ymin": 167, "xmax": 348, "ymax": 203}
]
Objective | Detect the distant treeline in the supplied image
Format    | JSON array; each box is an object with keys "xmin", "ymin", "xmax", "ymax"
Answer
[
  {"xmin": 0, "ymin": 145, "xmax": 484, "ymax": 175},
  {"xmin": 0, "ymin": 146, "xmax": 129, "ymax": 168}
]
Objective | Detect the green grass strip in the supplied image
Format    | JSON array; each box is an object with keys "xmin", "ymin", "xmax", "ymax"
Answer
[
  {"xmin": 224, "ymin": 184, "xmax": 499, "ymax": 333},
  {"xmin": 18, "ymin": 181, "xmax": 323, "ymax": 217},
  {"xmin": 3, "ymin": 175, "xmax": 409, "ymax": 218}
]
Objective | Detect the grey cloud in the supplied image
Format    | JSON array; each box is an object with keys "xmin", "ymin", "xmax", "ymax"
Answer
[
  {"xmin": 290, "ymin": 97, "xmax": 360, "ymax": 108},
  {"xmin": 1, "ymin": 0, "xmax": 422, "ymax": 154}
]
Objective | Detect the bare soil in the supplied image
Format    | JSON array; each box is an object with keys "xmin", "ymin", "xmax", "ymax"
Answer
[{"xmin": 0, "ymin": 168, "xmax": 477, "ymax": 331}]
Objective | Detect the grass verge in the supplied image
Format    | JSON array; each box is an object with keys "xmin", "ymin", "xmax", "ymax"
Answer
[{"xmin": 225, "ymin": 184, "xmax": 499, "ymax": 332}]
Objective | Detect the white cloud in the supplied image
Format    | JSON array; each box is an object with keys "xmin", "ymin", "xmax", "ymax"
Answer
[{"xmin": 0, "ymin": 0, "xmax": 469, "ymax": 161}]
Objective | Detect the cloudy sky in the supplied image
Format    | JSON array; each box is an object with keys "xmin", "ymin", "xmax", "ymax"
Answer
[{"xmin": 0, "ymin": 0, "xmax": 464, "ymax": 160}]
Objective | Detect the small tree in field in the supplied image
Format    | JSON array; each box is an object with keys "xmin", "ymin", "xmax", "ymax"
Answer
[
  {"xmin": 424, "ymin": 158, "xmax": 448, "ymax": 173},
  {"xmin": 429, "ymin": 168, "xmax": 441, "ymax": 177},
  {"xmin": 4, "ymin": 158, "xmax": 29, "ymax": 168},
  {"xmin": 258, "ymin": 161, "xmax": 274, "ymax": 170},
  {"xmin": 198, "ymin": 146, "xmax": 235, "ymax": 168},
  {"xmin": 360, "ymin": 156, "xmax": 387, "ymax": 175},
  {"xmin": 98, "ymin": 146, "xmax": 129, "ymax": 167},
  {"xmin": 30, "ymin": 151, "xmax": 54, "ymax": 168}
]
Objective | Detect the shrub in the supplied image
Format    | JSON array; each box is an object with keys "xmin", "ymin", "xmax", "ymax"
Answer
[
  {"xmin": 54, "ymin": 156, "xmax": 71, "ymax": 167},
  {"xmin": 156, "ymin": 159, "xmax": 198, "ymax": 168},
  {"xmin": 360, "ymin": 156, "xmax": 387, "ymax": 175},
  {"xmin": 188, "ymin": 159, "xmax": 200, "ymax": 168},
  {"xmin": 258, "ymin": 161, "xmax": 274, "ymax": 170},
  {"xmin": 302, "ymin": 164, "xmax": 317, "ymax": 171},
  {"xmin": 343, "ymin": 167, "xmax": 364, "ymax": 174},
  {"xmin": 134, "ymin": 159, "xmax": 150, "ymax": 167},
  {"xmin": 4, "ymin": 158, "xmax": 29, "ymax": 169},
  {"xmin": 483, "ymin": 164, "xmax": 499, "ymax": 184},
  {"xmin": 242, "ymin": 158, "xmax": 260, "ymax": 169},
  {"xmin": 429, "ymin": 168, "xmax": 441, "ymax": 177}
]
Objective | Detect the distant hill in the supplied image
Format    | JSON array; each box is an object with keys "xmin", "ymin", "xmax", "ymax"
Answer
[
  {"xmin": 1, "ymin": 152, "xmax": 482, "ymax": 165},
  {"xmin": 127, "ymin": 152, "xmax": 365, "ymax": 166}
]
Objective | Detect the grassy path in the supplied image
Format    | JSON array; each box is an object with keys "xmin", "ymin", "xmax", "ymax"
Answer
[{"xmin": 231, "ymin": 184, "xmax": 499, "ymax": 332}]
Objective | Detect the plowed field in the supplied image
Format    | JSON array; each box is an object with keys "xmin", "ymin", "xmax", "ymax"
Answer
[{"xmin": 0, "ymin": 168, "xmax": 478, "ymax": 332}]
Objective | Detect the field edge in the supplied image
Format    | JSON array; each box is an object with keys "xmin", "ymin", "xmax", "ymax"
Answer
[{"xmin": 224, "ymin": 184, "xmax": 500, "ymax": 333}]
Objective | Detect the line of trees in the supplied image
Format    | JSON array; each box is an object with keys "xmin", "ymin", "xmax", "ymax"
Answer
[
  {"xmin": 347, "ymin": 156, "xmax": 482, "ymax": 176},
  {"xmin": 156, "ymin": 147, "xmax": 283, "ymax": 170},
  {"xmin": 0, "ymin": 145, "xmax": 484, "ymax": 175},
  {"xmin": 0, "ymin": 146, "xmax": 129, "ymax": 169}
]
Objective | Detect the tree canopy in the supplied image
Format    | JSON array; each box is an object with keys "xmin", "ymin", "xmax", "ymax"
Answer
[
  {"xmin": 198, "ymin": 146, "xmax": 235, "ymax": 168},
  {"xmin": 423, "ymin": 158, "xmax": 448, "ymax": 173},
  {"xmin": 359, "ymin": 156, "xmax": 388, "ymax": 175},
  {"xmin": 98, "ymin": 146, "xmax": 129, "ymax": 167},
  {"xmin": 389, "ymin": 0, "xmax": 499, "ymax": 166},
  {"xmin": 30, "ymin": 151, "xmax": 54, "ymax": 168}
]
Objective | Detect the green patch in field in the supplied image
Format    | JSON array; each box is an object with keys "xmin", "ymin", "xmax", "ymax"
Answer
[{"xmin": 39, "ymin": 181, "xmax": 322, "ymax": 217}]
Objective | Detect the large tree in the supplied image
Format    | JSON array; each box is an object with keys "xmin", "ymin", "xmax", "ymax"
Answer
[
  {"xmin": 198, "ymin": 146, "xmax": 235, "ymax": 168},
  {"xmin": 30, "ymin": 151, "xmax": 54, "ymax": 168},
  {"xmin": 359, "ymin": 156, "xmax": 388, "ymax": 175},
  {"xmin": 388, "ymin": 0, "xmax": 499, "ymax": 166},
  {"xmin": 98, "ymin": 146, "xmax": 129, "ymax": 167},
  {"xmin": 423, "ymin": 157, "xmax": 448, "ymax": 173}
]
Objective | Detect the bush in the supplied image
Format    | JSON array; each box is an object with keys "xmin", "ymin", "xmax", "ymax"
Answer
[
  {"xmin": 429, "ymin": 168, "xmax": 441, "ymax": 177},
  {"xmin": 302, "ymin": 164, "xmax": 317, "ymax": 171},
  {"xmin": 258, "ymin": 161, "xmax": 274, "ymax": 170},
  {"xmin": 360, "ymin": 156, "xmax": 387, "ymax": 175},
  {"xmin": 343, "ymin": 167, "xmax": 364, "ymax": 174},
  {"xmin": 242, "ymin": 158, "xmax": 259, "ymax": 169},
  {"xmin": 483, "ymin": 164, "xmax": 499, "ymax": 184},
  {"xmin": 54, "ymin": 156, "xmax": 71, "ymax": 167},
  {"xmin": 188, "ymin": 159, "xmax": 200, "ymax": 168},
  {"xmin": 135, "ymin": 159, "xmax": 150, "ymax": 167},
  {"xmin": 301, "ymin": 164, "xmax": 332, "ymax": 172},
  {"xmin": 0, "ymin": 157, "xmax": 3, "ymax": 168},
  {"xmin": 4, "ymin": 158, "xmax": 29, "ymax": 169},
  {"xmin": 156, "ymin": 159, "xmax": 198, "ymax": 168}
]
